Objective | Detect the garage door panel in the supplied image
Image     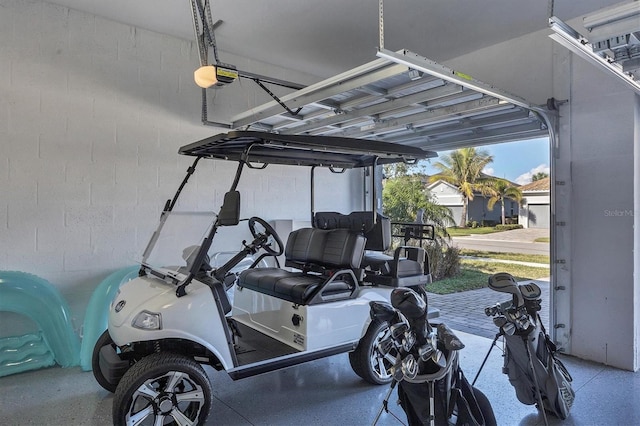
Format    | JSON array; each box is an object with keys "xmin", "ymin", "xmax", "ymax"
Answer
[{"xmin": 528, "ymin": 204, "xmax": 550, "ymax": 228}]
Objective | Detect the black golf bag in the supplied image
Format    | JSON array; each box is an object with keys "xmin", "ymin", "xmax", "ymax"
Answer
[
  {"xmin": 397, "ymin": 360, "xmax": 495, "ymax": 426},
  {"xmin": 478, "ymin": 273, "xmax": 575, "ymax": 424},
  {"xmin": 372, "ymin": 287, "xmax": 496, "ymax": 426}
]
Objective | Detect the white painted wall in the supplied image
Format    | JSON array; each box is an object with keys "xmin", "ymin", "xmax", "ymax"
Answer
[
  {"xmin": 561, "ymin": 56, "xmax": 636, "ymax": 370},
  {"xmin": 635, "ymin": 94, "xmax": 640, "ymax": 371},
  {"xmin": 445, "ymin": 23, "xmax": 639, "ymax": 370},
  {"xmin": 0, "ymin": 0, "xmax": 362, "ymax": 334},
  {"xmin": 428, "ymin": 181, "xmax": 464, "ymax": 205}
]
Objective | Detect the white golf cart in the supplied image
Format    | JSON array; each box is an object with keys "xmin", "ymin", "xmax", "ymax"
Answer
[{"xmin": 93, "ymin": 131, "xmax": 439, "ymax": 425}]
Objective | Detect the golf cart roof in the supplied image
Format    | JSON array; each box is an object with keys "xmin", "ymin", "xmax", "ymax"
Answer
[{"xmin": 179, "ymin": 131, "xmax": 436, "ymax": 168}]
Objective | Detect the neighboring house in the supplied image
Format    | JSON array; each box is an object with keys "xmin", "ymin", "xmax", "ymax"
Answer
[
  {"xmin": 427, "ymin": 179, "xmax": 520, "ymax": 227},
  {"xmin": 518, "ymin": 177, "xmax": 550, "ymax": 228}
]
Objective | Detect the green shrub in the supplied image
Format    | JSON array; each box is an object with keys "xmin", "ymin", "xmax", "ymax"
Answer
[
  {"xmin": 495, "ymin": 224, "xmax": 524, "ymax": 231},
  {"xmin": 425, "ymin": 243, "xmax": 461, "ymax": 280}
]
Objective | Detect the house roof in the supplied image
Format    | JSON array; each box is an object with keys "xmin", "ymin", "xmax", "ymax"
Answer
[
  {"xmin": 426, "ymin": 174, "xmax": 520, "ymax": 191},
  {"xmin": 426, "ymin": 179, "xmax": 458, "ymax": 191},
  {"xmin": 519, "ymin": 176, "xmax": 550, "ymax": 192}
]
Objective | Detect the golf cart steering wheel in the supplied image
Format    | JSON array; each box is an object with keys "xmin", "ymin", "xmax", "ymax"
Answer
[{"xmin": 248, "ymin": 217, "xmax": 284, "ymax": 256}]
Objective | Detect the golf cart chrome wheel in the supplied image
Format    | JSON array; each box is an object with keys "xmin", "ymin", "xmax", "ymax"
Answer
[
  {"xmin": 113, "ymin": 352, "xmax": 212, "ymax": 426},
  {"xmin": 349, "ymin": 319, "xmax": 395, "ymax": 385}
]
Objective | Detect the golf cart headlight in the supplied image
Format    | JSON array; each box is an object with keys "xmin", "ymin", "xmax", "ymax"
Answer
[{"xmin": 132, "ymin": 310, "xmax": 162, "ymax": 330}]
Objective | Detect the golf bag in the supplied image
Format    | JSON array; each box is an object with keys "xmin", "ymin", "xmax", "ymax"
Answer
[
  {"xmin": 372, "ymin": 287, "xmax": 496, "ymax": 426},
  {"xmin": 478, "ymin": 273, "xmax": 575, "ymax": 423},
  {"xmin": 502, "ymin": 319, "xmax": 574, "ymax": 419},
  {"xmin": 398, "ymin": 362, "xmax": 494, "ymax": 426}
]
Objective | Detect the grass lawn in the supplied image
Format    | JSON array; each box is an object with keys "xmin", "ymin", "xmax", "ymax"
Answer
[
  {"xmin": 427, "ymin": 259, "xmax": 550, "ymax": 295},
  {"xmin": 446, "ymin": 227, "xmax": 502, "ymax": 237},
  {"xmin": 459, "ymin": 249, "xmax": 549, "ymax": 265},
  {"xmin": 535, "ymin": 237, "xmax": 550, "ymax": 243}
]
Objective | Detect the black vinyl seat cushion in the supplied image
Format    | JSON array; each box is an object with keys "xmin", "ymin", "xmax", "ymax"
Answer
[
  {"xmin": 362, "ymin": 252, "xmax": 423, "ymax": 278},
  {"xmin": 313, "ymin": 211, "xmax": 428, "ymax": 287},
  {"xmin": 238, "ymin": 268, "xmax": 352, "ymax": 305},
  {"xmin": 236, "ymin": 227, "xmax": 364, "ymax": 305}
]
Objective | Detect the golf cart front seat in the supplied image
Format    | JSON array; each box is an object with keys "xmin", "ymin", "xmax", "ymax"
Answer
[
  {"xmin": 314, "ymin": 211, "xmax": 430, "ymax": 287},
  {"xmin": 237, "ymin": 227, "xmax": 365, "ymax": 305}
]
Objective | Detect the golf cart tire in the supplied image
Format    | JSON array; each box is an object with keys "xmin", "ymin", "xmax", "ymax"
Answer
[
  {"xmin": 92, "ymin": 330, "xmax": 120, "ymax": 393},
  {"xmin": 113, "ymin": 352, "xmax": 212, "ymax": 426},
  {"xmin": 349, "ymin": 319, "xmax": 393, "ymax": 385}
]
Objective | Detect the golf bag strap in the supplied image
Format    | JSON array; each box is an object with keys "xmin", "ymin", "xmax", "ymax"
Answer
[
  {"xmin": 537, "ymin": 314, "xmax": 558, "ymax": 353},
  {"xmin": 448, "ymin": 368, "xmax": 485, "ymax": 426},
  {"xmin": 537, "ymin": 314, "xmax": 574, "ymax": 384}
]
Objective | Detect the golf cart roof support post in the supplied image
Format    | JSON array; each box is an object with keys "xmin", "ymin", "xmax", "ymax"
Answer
[
  {"xmin": 311, "ymin": 165, "xmax": 317, "ymax": 225},
  {"xmin": 176, "ymin": 233, "xmax": 215, "ymax": 298},
  {"xmin": 142, "ymin": 156, "xmax": 203, "ymax": 268},
  {"xmin": 176, "ymin": 159, "xmax": 246, "ymax": 297},
  {"xmin": 230, "ymin": 155, "xmax": 247, "ymax": 191},
  {"xmin": 167, "ymin": 157, "xmax": 202, "ymax": 212},
  {"xmin": 371, "ymin": 156, "xmax": 379, "ymax": 223}
]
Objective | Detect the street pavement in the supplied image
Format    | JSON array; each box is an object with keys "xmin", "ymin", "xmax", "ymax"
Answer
[
  {"xmin": 430, "ymin": 228, "xmax": 551, "ymax": 339},
  {"xmin": 451, "ymin": 227, "xmax": 549, "ymax": 255}
]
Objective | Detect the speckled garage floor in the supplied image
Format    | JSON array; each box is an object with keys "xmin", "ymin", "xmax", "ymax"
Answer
[{"xmin": 1, "ymin": 329, "xmax": 637, "ymax": 426}]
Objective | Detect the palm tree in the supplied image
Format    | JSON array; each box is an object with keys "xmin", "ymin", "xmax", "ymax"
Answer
[
  {"xmin": 532, "ymin": 171, "xmax": 549, "ymax": 182},
  {"xmin": 487, "ymin": 179, "xmax": 523, "ymax": 225},
  {"xmin": 428, "ymin": 147, "xmax": 494, "ymax": 227}
]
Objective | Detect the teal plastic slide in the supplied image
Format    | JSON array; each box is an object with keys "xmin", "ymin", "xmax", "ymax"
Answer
[
  {"xmin": 0, "ymin": 272, "xmax": 80, "ymax": 377},
  {"xmin": 80, "ymin": 266, "xmax": 139, "ymax": 371}
]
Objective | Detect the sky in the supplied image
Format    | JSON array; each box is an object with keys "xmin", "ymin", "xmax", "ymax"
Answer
[{"xmin": 421, "ymin": 137, "xmax": 550, "ymax": 185}]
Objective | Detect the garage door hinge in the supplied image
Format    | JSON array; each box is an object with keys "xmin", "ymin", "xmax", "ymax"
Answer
[
  {"xmin": 555, "ymin": 180, "xmax": 565, "ymax": 185},
  {"xmin": 554, "ymin": 323, "xmax": 566, "ymax": 329},
  {"xmin": 556, "ymin": 221, "xmax": 566, "ymax": 226},
  {"xmin": 555, "ymin": 259, "xmax": 566, "ymax": 264},
  {"xmin": 555, "ymin": 285, "xmax": 566, "ymax": 290}
]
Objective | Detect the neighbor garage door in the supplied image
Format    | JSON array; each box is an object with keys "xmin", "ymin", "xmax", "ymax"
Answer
[
  {"xmin": 447, "ymin": 206, "xmax": 463, "ymax": 227},
  {"xmin": 528, "ymin": 204, "xmax": 550, "ymax": 228}
]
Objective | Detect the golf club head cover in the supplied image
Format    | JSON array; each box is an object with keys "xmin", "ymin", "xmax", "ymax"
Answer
[
  {"xmin": 391, "ymin": 287, "xmax": 427, "ymax": 319},
  {"xmin": 519, "ymin": 282, "xmax": 541, "ymax": 300},
  {"xmin": 369, "ymin": 300, "xmax": 396, "ymax": 323},
  {"xmin": 437, "ymin": 323, "xmax": 465, "ymax": 351},
  {"xmin": 488, "ymin": 272, "xmax": 524, "ymax": 307},
  {"xmin": 391, "ymin": 287, "xmax": 429, "ymax": 344}
]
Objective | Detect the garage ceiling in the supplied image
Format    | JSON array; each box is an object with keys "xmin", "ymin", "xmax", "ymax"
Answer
[
  {"xmin": 43, "ymin": 0, "xmax": 624, "ymax": 79},
  {"xmin": 40, "ymin": 0, "xmax": 625, "ymax": 150}
]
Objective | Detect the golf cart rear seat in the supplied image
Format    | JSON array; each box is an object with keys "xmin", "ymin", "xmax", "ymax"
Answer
[
  {"xmin": 314, "ymin": 211, "xmax": 430, "ymax": 288},
  {"xmin": 237, "ymin": 227, "xmax": 365, "ymax": 305}
]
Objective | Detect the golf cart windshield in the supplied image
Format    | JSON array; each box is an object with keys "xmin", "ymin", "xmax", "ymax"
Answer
[{"xmin": 140, "ymin": 211, "xmax": 217, "ymax": 281}]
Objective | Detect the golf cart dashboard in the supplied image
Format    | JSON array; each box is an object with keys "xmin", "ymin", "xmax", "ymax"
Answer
[{"xmin": 178, "ymin": 131, "xmax": 436, "ymax": 167}]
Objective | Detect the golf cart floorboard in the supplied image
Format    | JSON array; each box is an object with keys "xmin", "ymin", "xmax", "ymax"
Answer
[{"xmin": 233, "ymin": 322, "xmax": 299, "ymax": 366}]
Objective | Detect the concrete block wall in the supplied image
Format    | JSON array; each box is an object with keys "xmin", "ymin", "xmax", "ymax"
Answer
[{"xmin": 0, "ymin": 0, "xmax": 362, "ymax": 334}]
